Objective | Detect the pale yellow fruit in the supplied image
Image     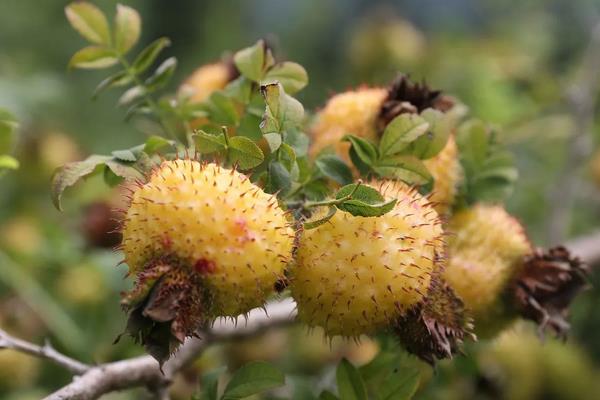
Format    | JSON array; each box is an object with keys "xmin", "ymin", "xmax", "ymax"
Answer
[
  {"xmin": 56, "ymin": 264, "xmax": 107, "ymax": 306},
  {"xmin": 444, "ymin": 205, "xmax": 531, "ymax": 316},
  {"xmin": 0, "ymin": 216, "xmax": 43, "ymax": 256},
  {"xmin": 290, "ymin": 181, "xmax": 444, "ymax": 337},
  {"xmin": 309, "ymin": 88, "xmax": 387, "ymax": 163},
  {"xmin": 122, "ymin": 160, "xmax": 294, "ymax": 316},
  {"xmin": 39, "ymin": 131, "xmax": 81, "ymax": 170},
  {"xmin": 424, "ymin": 136, "xmax": 462, "ymax": 216},
  {"xmin": 180, "ymin": 62, "xmax": 233, "ymax": 103}
]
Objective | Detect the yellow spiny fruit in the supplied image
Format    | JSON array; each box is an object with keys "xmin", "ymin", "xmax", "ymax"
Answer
[
  {"xmin": 290, "ymin": 180, "xmax": 444, "ymax": 337},
  {"xmin": 424, "ymin": 136, "xmax": 462, "ymax": 216},
  {"xmin": 309, "ymin": 87, "xmax": 387, "ymax": 163},
  {"xmin": 180, "ymin": 62, "xmax": 234, "ymax": 103},
  {"xmin": 444, "ymin": 205, "xmax": 531, "ymax": 328},
  {"xmin": 122, "ymin": 160, "xmax": 294, "ymax": 317},
  {"xmin": 309, "ymin": 85, "xmax": 462, "ymax": 213}
]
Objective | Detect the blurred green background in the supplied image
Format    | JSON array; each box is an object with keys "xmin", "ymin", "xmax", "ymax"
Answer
[{"xmin": 2, "ymin": 0, "xmax": 600, "ymax": 399}]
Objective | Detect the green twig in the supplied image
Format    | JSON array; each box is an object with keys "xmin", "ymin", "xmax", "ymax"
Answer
[{"xmin": 116, "ymin": 55, "xmax": 178, "ymax": 142}]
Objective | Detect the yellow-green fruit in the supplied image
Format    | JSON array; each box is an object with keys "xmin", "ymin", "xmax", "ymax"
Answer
[
  {"xmin": 0, "ymin": 349, "xmax": 40, "ymax": 390},
  {"xmin": 309, "ymin": 87, "xmax": 387, "ymax": 163},
  {"xmin": 479, "ymin": 326, "xmax": 544, "ymax": 400},
  {"xmin": 122, "ymin": 160, "xmax": 294, "ymax": 316},
  {"xmin": 444, "ymin": 205, "xmax": 531, "ymax": 329},
  {"xmin": 424, "ymin": 136, "xmax": 462, "ymax": 216},
  {"xmin": 180, "ymin": 62, "xmax": 233, "ymax": 103},
  {"xmin": 0, "ymin": 216, "xmax": 43, "ymax": 256},
  {"xmin": 290, "ymin": 180, "xmax": 444, "ymax": 337}
]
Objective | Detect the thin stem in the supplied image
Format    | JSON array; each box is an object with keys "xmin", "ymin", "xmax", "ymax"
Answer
[
  {"xmin": 0, "ymin": 329, "xmax": 89, "ymax": 375},
  {"xmin": 117, "ymin": 55, "xmax": 178, "ymax": 142}
]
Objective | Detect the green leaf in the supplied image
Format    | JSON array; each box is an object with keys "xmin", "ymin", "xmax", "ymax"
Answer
[
  {"xmin": 378, "ymin": 368, "xmax": 420, "ymax": 400},
  {"xmin": 456, "ymin": 119, "xmax": 517, "ymax": 205},
  {"xmin": 335, "ymin": 184, "xmax": 397, "ymax": 217},
  {"xmin": 263, "ymin": 62, "xmax": 308, "ymax": 94},
  {"xmin": 206, "ymin": 92, "xmax": 240, "ymax": 125},
  {"xmin": 318, "ymin": 391, "xmax": 339, "ymax": 400},
  {"xmin": 237, "ymin": 112, "xmax": 263, "ymax": 141},
  {"xmin": 111, "ymin": 149, "xmax": 137, "ymax": 162},
  {"xmin": 336, "ymin": 183, "xmax": 384, "ymax": 203},
  {"xmin": 222, "ymin": 361, "xmax": 285, "ymax": 399},
  {"xmin": 144, "ymin": 135, "xmax": 173, "ymax": 154},
  {"xmin": 278, "ymin": 143, "xmax": 297, "ymax": 172},
  {"xmin": 260, "ymin": 82, "xmax": 304, "ymax": 134},
  {"xmin": 132, "ymin": 37, "xmax": 171, "ymax": 74},
  {"xmin": 124, "ymin": 101, "xmax": 152, "ymax": 121},
  {"xmin": 68, "ymin": 46, "xmax": 117, "ymax": 69},
  {"xmin": 266, "ymin": 161, "xmax": 292, "ymax": 194},
  {"xmin": 223, "ymin": 76, "xmax": 253, "ymax": 104},
  {"xmin": 264, "ymin": 133, "xmax": 282, "ymax": 152},
  {"xmin": 103, "ymin": 165, "xmax": 124, "ymax": 187},
  {"xmin": 0, "ymin": 155, "xmax": 19, "ymax": 170},
  {"xmin": 228, "ymin": 136, "xmax": 264, "ymax": 170},
  {"xmin": 457, "ymin": 119, "xmax": 489, "ymax": 169},
  {"xmin": 373, "ymin": 155, "xmax": 433, "ymax": 186},
  {"xmin": 234, "ymin": 40, "xmax": 266, "ymax": 82},
  {"xmin": 315, "ymin": 154, "xmax": 353, "ymax": 185},
  {"xmin": 118, "ymin": 85, "xmax": 146, "ymax": 106},
  {"xmin": 51, "ymin": 155, "xmax": 112, "ymax": 210},
  {"xmin": 336, "ymin": 359, "xmax": 367, "ymax": 400},
  {"xmin": 196, "ymin": 367, "xmax": 225, "ymax": 400},
  {"xmin": 405, "ymin": 109, "xmax": 449, "ymax": 159},
  {"xmin": 0, "ymin": 109, "xmax": 18, "ymax": 154},
  {"xmin": 342, "ymin": 135, "xmax": 378, "ymax": 166},
  {"xmin": 379, "ymin": 113, "xmax": 430, "ymax": 157},
  {"xmin": 145, "ymin": 57, "xmax": 177, "ymax": 91},
  {"xmin": 114, "ymin": 4, "xmax": 141, "ymax": 55},
  {"xmin": 193, "ymin": 131, "xmax": 227, "ymax": 154},
  {"xmin": 304, "ymin": 206, "xmax": 337, "ymax": 230},
  {"xmin": 104, "ymin": 159, "xmax": 143, "ymax": 181},
  {"xmin": 65, "ymin": 2, "xmax": 111, "ymax": 45},
  {"xmin": 284, "ymin": 128, "xmax": 309, "ymax": 157},
  {"xmin": 93, "ymin": 70, "xmax": 132, "ymax": 98},
  {"xmin": 338, "ymin": 198, "xmax": 397, "ymax": 217},
  {"xmin": 359, "ymin": 350, "xmax": 399, "ymax": 387}
]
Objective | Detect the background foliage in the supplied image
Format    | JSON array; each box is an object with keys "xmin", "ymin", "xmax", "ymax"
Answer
[{"xmin": 2, "ymin": 0, "xmax": 600, "ymax": 399}]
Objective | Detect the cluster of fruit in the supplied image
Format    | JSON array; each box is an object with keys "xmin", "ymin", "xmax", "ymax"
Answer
[
  {"xmin": 117, "ymin": 59, "xmax": 588, "ymax": 365},
  {"xmin": 58, "ymin": 3, "xmax": 589, "ymax": 366}
]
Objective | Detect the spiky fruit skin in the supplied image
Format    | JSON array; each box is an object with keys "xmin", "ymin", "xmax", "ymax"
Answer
[
  {"xmin": 122, "ymin": 160, "xmax": 294, "ymax": 317},
  {"xmin": 423, "ymin": 136, "xmax": 462, "ymax": 216},
  {"xmin": 444, "ymin": 205, "xmax": 531, "ymax": 333},
  {"xmin": 309, "ymin": 87, "xmax": 387, "ymax": 163},
  {"xmin": 290, "ymin": 181, "xmax": 444, "ymax": 337},
  {"xmin": 180, "ymin": 62, "xmax": 234, "ymax": 103}
]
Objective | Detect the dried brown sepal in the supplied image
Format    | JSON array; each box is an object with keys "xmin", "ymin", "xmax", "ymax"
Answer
[
  {"xmin": 395, "ymin": 278, "xmax": 475, "ymax": 365},
  {"xmin": 117, "ymin": 258, "xmax": 208, "ymax": 366},
  {"xmin": 378, "ymin": 74, "xmax": 454, "ymax": 130},
  {"xmin": 512, "ymin": 246, "xmax": 590, "ymax": 338}
]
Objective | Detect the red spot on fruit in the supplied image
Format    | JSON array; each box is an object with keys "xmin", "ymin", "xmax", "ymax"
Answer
[
  {"xmin": 235, "ymin": 218, "xmax": 247, "ymax": 230},
  {"xmin": 194, "ymin": 258, "xmax": 216, "ymax": 274},
  {"xmin": 162, "ymin": 234, "xmax": 172, "ymax": 249},
  {"xmin": 232, "ymin": 217, "xmax": 255, "ymax": 245}
]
